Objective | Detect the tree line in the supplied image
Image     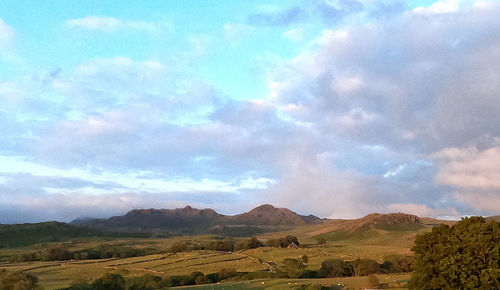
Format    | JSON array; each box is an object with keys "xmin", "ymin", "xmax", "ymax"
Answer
[
  {"xmin": 6, "ymin": 244, "xmax": 159, "ymax": 262},
  {"xmin": 169, "ymin": 235, "xmax": 299, "ymax": 253},
  {"xmin": 278, "ymin": 254, "xmax": 414, "ymax": 279}
]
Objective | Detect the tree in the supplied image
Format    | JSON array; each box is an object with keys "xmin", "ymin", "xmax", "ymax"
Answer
[
  {"xmin": 382, "ymin": 254, "xmax": 415, "ymax": 273},
  {"xmin": 266, "ymin": 238, "xmax": 282, "ymax": 247},
  {"xmin": 128, "ymin": 274, "xmax": 163, "ymax": 290},
  {"xmin": 348, "ymin": 258, "xmax": 380, "ymax": 277},
  {"xmin": 169, "ymin": 242, "xmax": 188, "ymax": 253},
  {"xmin": 280, "ymin": 258, "xmax": 306, "ymax": 278},
  {"xmin": 0, "ymin": 269, "xmax": 39, "ymax": 290},
  {"xmin": 319, "ymin": 259, "xmax": 350, "ymax": 278},
  {"xmin": 409, "ymin": 217, "xmax": 500, "ymax": 289},
  {"xmin": 92, "ymin": 273, "xmax": 126, "ymax": 290}
]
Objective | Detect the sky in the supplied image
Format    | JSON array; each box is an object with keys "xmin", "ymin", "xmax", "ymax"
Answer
[{"xmin": 1, "ymin": 0, "xmax": 500, "ymax": 223}]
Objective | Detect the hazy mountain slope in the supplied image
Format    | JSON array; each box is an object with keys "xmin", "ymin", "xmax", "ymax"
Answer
[
  {"xmin": 78, "ymin": 204, "xmax": 322, "ymax": 235},
  {"xmin": 0, "ymin": 222, "xmax": 150, "ymax": 248}
]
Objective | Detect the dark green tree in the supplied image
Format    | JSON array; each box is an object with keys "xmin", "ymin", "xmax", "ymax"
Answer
[
  {"xmin": 410, "ymin": 217, "xmax": 500, "ymax": 289},
  {"xmin": 0, "ymin": 269, "xmax": 39, "ymax": 290},
  {"xmin": 319, "ymin": 259, "xmax": 350, "ymax": 278},
  {"xmin": 348, "ymin": 258, "xmax": 380, "ymax": 276},
  {"xmin": 91, "ymin": 273, "xmax": 126, "ymax": 290},
  {"xmin": 280, "ymin": 258, "xmax": 306, "ymax": 278}
]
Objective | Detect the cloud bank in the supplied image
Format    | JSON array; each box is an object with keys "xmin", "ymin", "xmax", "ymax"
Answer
[{"xmin": 1, "ymin": 1, "xmax": 500, "ymax": 222}]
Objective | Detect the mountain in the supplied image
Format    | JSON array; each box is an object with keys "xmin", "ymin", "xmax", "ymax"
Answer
[
  {"xmin": 229, "ymin": 204, "xmax": 322, "ymax": 226},
  {"xmin": 311, "ymin": 212, "xmax": 425, "ymax": 245},
  {"xmin": 346, "ymin": 212, "xmax": 421, "ymax": 232},
  {"xmin": 76, "ymin": 204, "xmax": 323, "ymax": 235}
]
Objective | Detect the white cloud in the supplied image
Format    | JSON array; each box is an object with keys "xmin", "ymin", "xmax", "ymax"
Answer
[
  {"xmin": 434, "ymin": 146, "xmax": 500, "ymax": 189},
  {"xmin": 262, "ymin": 0, "xmax": 500, "ymax": 217},
  {"xmin": 413, "ymin": 0, "xmax": 460, "ymax": 14},
  {"xmin": 283, "ymin": 28, "xmax": 304, "ymax": 42},
  {"xmin": 387, "ymin": 203, "xmax": 459, "ymax": 218},
  {"xmin": 452, "ymin": 190, "xmax": 500, "ymax": 213},
  {"xmin": 67, "ymin": 16, "xmax": 172, "ymax": 33},
  {"xmin": 0, "ymin": 18, "xmax": 14, "ymax": 47},
  {"xmin": 223, "ymin": 23, "xmax": 254, "ymax": 45}
]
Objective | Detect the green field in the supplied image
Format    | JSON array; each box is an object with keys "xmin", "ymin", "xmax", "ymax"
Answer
[{"xmin": 0, "ymin": 222, "xmax": 425, "ymax": 289}]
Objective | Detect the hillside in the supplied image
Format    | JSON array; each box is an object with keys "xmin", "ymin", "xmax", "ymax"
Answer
[
  {"xmin": 0, "ymin": 222, "xmax": 151, "ymax": 248},
  {"xmin": 486, "ymin": 215, "xmax": 500, "ymax": 222},
  {"xmin": 77, "ymin": 204, "xmax": 323, "ymax": 235}
]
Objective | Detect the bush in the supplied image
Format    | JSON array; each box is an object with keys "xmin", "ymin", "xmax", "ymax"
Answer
[
  {"xmin": 92, "ymin": 273, "xmax": 126, "ymax": 290},
  {"xmin": 300, "ymin": 270, "xmax": 319, "ymax": 278},
  {"xmin": 409, "ymin": 217, "xmax": 500, "ymax": 289},
  {"xmin": 381, "ymin": 254, "xmax": 415, "ymax": 273},
  {"xmin": 279, "ymin": 258, "xmax": 306, "ymax": 278},
  {"xmin": 127, "ymin": 274, "xmax": 163, "ymax": 290},
  {"xmin": 348, "ymin": 258, "xmax": 380, "ymax": 276},
  {"xmin": 235, "ymin": 237, "xmax": 263, "ymax": 250},
  {"xmin": 169, "ymin": 242, "xmax": 189, "ymax": 253},
  {"xmin": 0, "ymin": 269, "xmax": 39, "ymax": 290},
  {"xmin": 266, "ymin": 235, "xmax": 300, "ymax": 248},
  {"xmin": 319, "ymin": 259, "xmax": 350, "ymax": 278},
  {"xmin": 206, "ymin": 240, "xmax": 234, "ymax": 252}
]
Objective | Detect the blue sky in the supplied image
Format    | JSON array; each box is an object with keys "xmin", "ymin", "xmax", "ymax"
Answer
[{"xmin": 1, "ymin": 0, "xmax": 500, "ymax": 223}]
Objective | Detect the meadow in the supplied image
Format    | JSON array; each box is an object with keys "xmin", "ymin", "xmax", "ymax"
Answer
[{"xmin": 0, "ymin": 220, "xmax": 429, "ymax": 289}]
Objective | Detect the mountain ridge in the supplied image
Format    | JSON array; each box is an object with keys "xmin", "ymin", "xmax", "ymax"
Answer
[{"xmin": 75, "ymin": 204, "xmax": 323, "ymax": 235}]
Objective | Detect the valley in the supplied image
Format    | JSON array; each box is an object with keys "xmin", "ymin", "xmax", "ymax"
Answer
[{"xmin": 0, "ymin": 204, "xmax": 444, "ymax": 289}]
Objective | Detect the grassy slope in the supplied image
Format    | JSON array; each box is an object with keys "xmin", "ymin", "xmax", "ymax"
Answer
[
  {"xmin": 0, "ymin": 222, "xmax": 154, "ymax": 248},
  {"xmin": 176, "ymin": 274, "xmax": 411, "ymax": 289},
  {"xmin": 0, "ymin": 219, "xmax": 427, "ymax": 289}
]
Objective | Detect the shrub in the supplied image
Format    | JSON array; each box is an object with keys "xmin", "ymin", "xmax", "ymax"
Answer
[
  {"xmin": 92, "ymin": 273, "xmax": 126, "ymax": 290},
  {"xmin": 169, "ymin": 242, "xmax": 188, "ymax": 253},
  {"xmin": 0, "ymin": 269, "xmax": 39, "ymax": 290},
  {"xmin": 280, "ymin": 258, "xmax": 306, "ymax": 278},
  {"xmin": 266, "ymin": 235, "xmax": 300, "ymax": 248},
  {"xmin": 381, "ymin": 254, "xmax": 415, "ymax": 273},
  {"xmin": 348, "ymin": 258, "xmax": 380, "ymax": 276},
  {"xmin": 319, "ymin": 259, "xmax": 350, "ymax": 278},
  {"xmin": 206, "ymin": 240, "xmax": 234, "ymax": 252},
  {"xmin": 235, "ymin": 237, "xmax": 263, "ymax": 250},
  {"xmin": 127, "ymin": 274, "xmax": 163, "ymax": 290}
]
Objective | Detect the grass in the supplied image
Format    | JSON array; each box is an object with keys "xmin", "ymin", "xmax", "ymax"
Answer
[
  {"xmin": 0, "ymin": 241, "xmax": 414, "ymax": 289},
  {"xmin": 175, "ymin": 274, "xmax": 411, "ymax": 289},
  {"xmin": 0, "ymin": 221, "xmax": 426, "ymax": 289}
]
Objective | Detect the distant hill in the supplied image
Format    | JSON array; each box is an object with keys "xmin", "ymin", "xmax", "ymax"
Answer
[
  {"xmin": 310, "ymin": 212, "xmax": 427, "ymax": 244},
  {"xmin": 486, "ymin": 215, "xmax": 500, "ymax": 222},
  {"xmin": 345, "ymin": 212, "xmax": 421, "ymax": 232},
  {"xmin": 76, "ymin": 204, "xmax": 323, "ymax": 236},
  {"xmin": 0, "ymin": 222, "xmax": 152, "ymax": 248}
]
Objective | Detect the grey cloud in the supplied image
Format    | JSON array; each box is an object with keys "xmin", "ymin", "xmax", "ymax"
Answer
[
  {"xmin": 0, "ymin": 190, "xmax": 257, "ymax": 223},
  {"xmin": 0, "ymin": 173, "xmax": 124, "ymax": 197},
  {"xmin": 247, "ymin": 7, "xmax": 306, "ymax": 26},
  {"xmin": 3, "ymin": 3, "xmax": 500, "ymax": 222},
  {"xmin": 273, "ymin": 2, "xmax": 500, "ymax": 153},
  {"xmin": 314, "ymin": 0, "xmax": 364, "ymax": 24},
  {"xmin": 261, "ymin": 2, "xmax": 500, "ymax": 217}
]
